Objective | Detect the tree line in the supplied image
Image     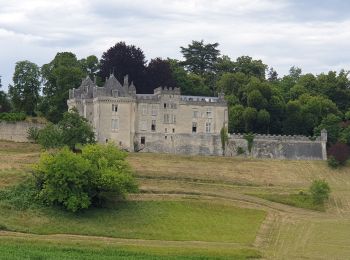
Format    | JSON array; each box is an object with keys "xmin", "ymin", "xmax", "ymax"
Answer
[{"xmin": 1, "ymin": 40, "xmax": 350, "ymax": 151}]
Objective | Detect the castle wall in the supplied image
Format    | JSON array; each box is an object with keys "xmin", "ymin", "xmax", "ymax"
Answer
[{"xmin": 0, "ymin": 121, "xmax": 45, "ymax": 142}]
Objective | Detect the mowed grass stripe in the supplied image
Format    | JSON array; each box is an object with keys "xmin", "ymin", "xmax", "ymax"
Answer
[{"xmin": 0, "ymin": 200, "xmax": 266, "ymax": 244}]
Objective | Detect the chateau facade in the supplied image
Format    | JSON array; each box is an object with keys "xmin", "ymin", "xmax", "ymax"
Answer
[{"xmin": 68, "ymin": 75, "xmax": 228, "ymax": 154}]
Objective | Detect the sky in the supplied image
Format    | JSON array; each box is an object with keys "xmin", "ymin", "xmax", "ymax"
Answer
[{"xmin": 1, "ymin": 0, "xmax": 350, "ymax": 91}]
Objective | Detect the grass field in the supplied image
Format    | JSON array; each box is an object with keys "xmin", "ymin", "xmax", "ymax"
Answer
[{"xmin": 1, "ymin": 140, "xmax": 350, "ymax": 259}]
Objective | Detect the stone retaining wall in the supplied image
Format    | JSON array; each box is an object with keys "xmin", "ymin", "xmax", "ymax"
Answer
[{"xmin": 0, "ymin": 121, "xmax": 45, "ymax": 142}]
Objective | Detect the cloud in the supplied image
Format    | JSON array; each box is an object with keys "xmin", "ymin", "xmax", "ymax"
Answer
[{"xmin": 0, "ymin": 0, "xmax": 349, "ymax": 91}]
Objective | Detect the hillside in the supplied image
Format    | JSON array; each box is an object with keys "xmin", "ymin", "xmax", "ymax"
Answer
[{"xmin": 1, "ymin": 140, "xmax": 350, "ymax": 259}]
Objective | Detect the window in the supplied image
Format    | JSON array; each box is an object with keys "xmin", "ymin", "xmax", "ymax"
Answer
[
  {"xmin": 152, "ymin": 105, "xmax": 157, "ymax": 116},
  {"xmin": 172, "ymin": 128, "xmax": 175, "ymax": 133},
  {"xmin": 165, "ymin": 135, "xmax": 167, "ymax": 140},
  {"xmin": 142, "ymin": 104, "xmax": 147, "ymax": 115},
  {"xmin": 192, "ymin": 122, "xmax": 197, "ymax": 133},
  {"xmin": 206, "ymin": 108, "xmax": 212, "ymax": 118},
  {"xmin": 141, "ymin": 136, "xmax": 145, "ymax": 145},
  {"xmin": 111, "ymin": 119, "xmax": 119, "ymax": 131},
  {"xmin": 151, "ymin": 120, "xmax": 156, "ymax": 131},
  {"xmin": 164, "ymin": 114, "xmax": 170, "ymax": 123},
  {"xmin": 164, "ymin": 103, "xmax": 167, "ymax": 108},
  {"xmin": 170, "ymin": 103, "xmax": 177, "ymax": 109},
  {"xmin": 112, "ymin": 104, "xmax": 118, "ymax": 112},
  {"xmin": 172, "ymin": 115, "xmax": 176, "ymax": 124},
  {"xmin": 165, "ymin": 128, "xmax": 168, "ymax": 133},
  {"xmin": 205, "ymin": 122, "xmax": 211, "ymax": 133},
  {"xmin": 140, "ymin": 120, "xmax": 147, "ymax": 131},
  {"xmin": 193, "ymin": 110, "xmax": 199, "ymax": 118}
]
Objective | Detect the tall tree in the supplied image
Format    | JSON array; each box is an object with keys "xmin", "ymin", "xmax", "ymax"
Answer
[
  {"xmin": 40, "ymin": 52, "xmax": 85, "ymax": 123},
  {"xmin": 80, "ymin": 55, "xmax": 99, "ymax": 79},
  {"xmin": 146, "ymin": 58, "xmax": 177, "ymax": 91},
  {"xmin": 234, "ymin": 56, "xmax": 267, "ymax": 79},
  {"xmin": 8, "ymin": 61, "xmax": 41, "ymax": 115},
  {"xmin": 99, "ymin": 42, "xmax": 147, "ymax": 93},
  {"xmin": 180, "ymin": 40, "xmax": 220, "ymax": 75}
]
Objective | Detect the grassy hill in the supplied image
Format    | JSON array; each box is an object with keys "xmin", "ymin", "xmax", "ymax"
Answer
[{"xmin": 1, "ymin": 140, "xmax": 350, "ymax": 259}]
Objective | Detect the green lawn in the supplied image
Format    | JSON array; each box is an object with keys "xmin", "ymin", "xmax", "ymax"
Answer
[
  {"xmin": 249, "ymin": 193, "xmax": 325, "ymax": 211},
  {"xmin": 0, "ymin": 200, "xmax": 266, "ymax": 244},
  {"xmin": 0, "ymin": 237, "xmax": 261, "ymax": 260}
]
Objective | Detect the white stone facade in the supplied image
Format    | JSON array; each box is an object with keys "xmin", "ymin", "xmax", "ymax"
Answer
[{"xmin": 67, "ymin": 75, "xmax": 228, "ymax": 152}]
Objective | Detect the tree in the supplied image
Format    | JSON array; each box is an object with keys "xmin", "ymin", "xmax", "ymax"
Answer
[
  {"xmin": 58, "ymin": 109, "xmax": 95, "ymax": 149},
  {"xmin": 8, "ymin": 61, "xmax": 41, "ymax": 115},
  {"xmin": 328, "ymin": 142, "xmax": 350, "ymax": 165},
  {"xmin": 99, "ymin": 42, "xmax": 148, "ymax": 93},
  {"xmin": 37, "ymin": 109, "xmax": 95, "ymax": 149},
  {"xmin": 243, "ymin": 107, "xmax": 257, "ymax": 132},
  {"xmin": 33, "ymin": 144, "xmax": 138, "ymax": 212},
  {"xmin": 0, "ymin": 76, "xmax": 11, "ymax": 113},
  {"xmin": 267, "ymin": 67, "xmax": 278, "ymax": 82},
  {"xmin": 257, "ymin": 109, "xmax": 270, "ymax": 133},
  {"xmin": 228, "ymin": 105, "xmax": 245, "ymax": 133},
  {"xmin": 41, "ymin": 52, "xmax": 85, "ymax": 122},
  {"xmin": 234, "ymin": 56, "xmax": 267, "ymax": 79},
  {"xmin": 180, "ymin": 40, "xmax": 220, "ymax": 75},
  {"xmin": 315, "ymin": 114, "xmax": 342, "ymax": 144},
  {"xmin": 146, "ymin": 58, "xmax": 177, "ymax": 90},
  {"xmin": 309, "ymin": 180, "xmax": 331, "ymax": 204},
  {"xmin": 80, "ymin": 55, "xmax": 99, "ymax": 79},
  {"xmin": 247, "ymin": 90, "xmax": 267, "ymax": 110}
]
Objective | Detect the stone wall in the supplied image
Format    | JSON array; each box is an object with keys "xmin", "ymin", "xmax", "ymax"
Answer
[
  {"xmin": 136, "ymin": 131, "xmax": 327, "ymax": 161},
  {"xmin": 225, "ymin": 132, "xmax": 327, "ymax": 160},
  {"xmin": 0, "ymin": 121, "xmax": 45, "ymax": 142}
]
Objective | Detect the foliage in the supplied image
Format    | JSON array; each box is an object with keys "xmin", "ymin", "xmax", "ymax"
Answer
[
  {"xmin": 58, "ymin": 108, "xmax": 95, "ymax": 149},
  {"xmin": 315, "ymin": 114, "xmax": 342, "ymax": 144},
  {"xmin": 0, "ymin": 112, "xmax": 26, "ymax": 122},
  {"xmin": 220, "ymin": 126, "xmax": 229, "ymax": 155},
  {"xmin": 40, "ymin": 52, "xmax": 86, "ymax": 123},
  {"xmin": 0, "ymin": 179, "xmax": 39, "ymax": 210},
  {"xmin": 180, "ymin": 40, "xmax": 220, "ymax": 75},
  {"xmin": 327, "ymin": 156, "xmax": 340, "ymax": 168},
  {"xmin": 147, "ymin": 58, "xmax": 177, "ymax": 89},
  {"xmin": 309, "ymin": 179, "xmax": 331, "ymax": 204},
  {"xmin": 328, "ymin": 142, "xmax": 350, "ymax": 165},
  {"xmin": 8, "ymin": 60, "xmax": 41, "ymax": 116},
  {"xmin": 251, "ymin": 192, "xmax": 325, "ymax": 211},
  {"xmin": 37, "ymin": 123, "xmax": 64, "ymax": 149},
  {"xmin": 27, "ymin": 126, "xmax": 40, "ymax": 143},
  {"xmin": 79, "ymin": 55, "xmax": 99, "ymax": 79},
  {"xmin": 236, "ymin": 146, "xmax": 245, "ymax": 155},
  {"xmin": 243, "ymin": 133, "xmax": 255, "ymax": 153},
  {"xmin": 36, "ymin": 109, "xmax": 95, "ymax": 149},
  {"xmin": 99, "ymin": 42, "xmax": 148, "ymax": 93},
  {"xmin": 0, "ymin": 78, "xmax": 11, "ymax": 112},
  {"xmin": 33, "ymin": 144, "xmax": 137, "ymax": 212}
]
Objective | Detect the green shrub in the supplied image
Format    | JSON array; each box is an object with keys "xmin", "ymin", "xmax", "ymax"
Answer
[
  {"xmin": 33, "ymin": 144, "xmax": 138, "ymax": 212},
  {"xmin": 243, "ymin": 133, "xmax": 254, "ymax": 153},
  {"xmin": 37, "ymin": 123, "xmax": 64, "ymax": 149},
  {"xmin": 0, "ymin": 112, "xmax": 26, "ymax": 122},
  {"xmin": 309, "ymin": 179, "xmax": 331, "ymax": 204},
  {"xmin": 327, "ymin": 156, "xmax": 340, "ymax": 168},
  {"xmin": 237, "ymin": 146, "xmax": 245, "ymax": 155},
  {"xmin": 0, "ymin": 179, "xmax": 39, "ymax": 210},
  {"xmin": 27, "ymin": 126, "xmax": 40, "ymax": 143},
  {"xmin": 36, "ymin": 109, "xmax": 95, "ymax": 150}
]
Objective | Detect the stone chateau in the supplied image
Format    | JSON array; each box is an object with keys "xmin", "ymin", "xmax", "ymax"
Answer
[
  {"xmin": 67, "ymin": 74, "xmax": 327, "ymax": 160},
  {"xmin": 68, "ymin": 74, "xmax": 228, "ymax": 154}
]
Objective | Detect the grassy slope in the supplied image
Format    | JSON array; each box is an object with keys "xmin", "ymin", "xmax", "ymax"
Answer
[
  {"xmin": 2, "ymin": 141, "xmax": 350, "ymax": 259},
  {"xmin": 0, "ymin": 201, "xmax": 266, "ymax": 243}
]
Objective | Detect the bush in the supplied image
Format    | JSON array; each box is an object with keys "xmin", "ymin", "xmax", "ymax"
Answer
[
  {"xmin": 33, "ymin": 144, "xmax": 138, "ymax": 212},
  {"xmin": 0, "ymin": 112, "xmax": 26, "ymax": 122},
  {"xmin": 237, "ymin": 146, "xmax": 245, "ymax": 155},
  {"xmin": 327, "ymin": 156, "xmax": 340, "ymax": 168},
  {"xmin": 37, "ymin": 123, "xmax": 63, "ymax": 149},
  {"xmin": 36, "ymin": 109, "xmax": 95, "ymax": 150},
  {"xmin": 27, "ymin": 126, "xmax": 40, "ymax": 143},
  {"xmin": 309, "ymin": 179, "xmax": 331, "ymax": 205},
  {"xmin": 328, "ymin": 142, "xmax": 350, "ymax": 166}
]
